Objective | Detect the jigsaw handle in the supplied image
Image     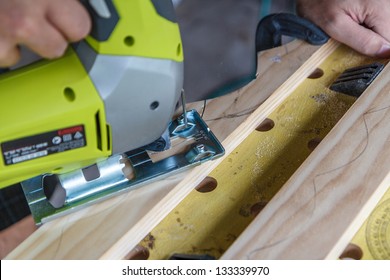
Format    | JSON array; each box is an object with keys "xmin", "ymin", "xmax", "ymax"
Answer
[
  {"xmin": 80, "ymin": 0, "xmax": 120, "ymax": 42},
  {"xmin": 79, "ymin": 0, "xmax": 183, "ymax": 61},
  {"xmin": 0, "ymin": 0, "xmax": 184, "ymax": 189}
]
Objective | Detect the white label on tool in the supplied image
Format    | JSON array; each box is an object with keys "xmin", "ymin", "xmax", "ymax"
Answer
[
  {"xmin": 12, "ymin": 151, "xmax": 48, "ymax": 164},
  {"xmin": 1, "ymin": 125, "xmax": 87, "ymax": 165}
]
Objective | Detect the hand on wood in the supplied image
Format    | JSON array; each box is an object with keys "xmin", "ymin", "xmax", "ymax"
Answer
[{"xmin": 296, "ymin": 0, "xmax": 390, "ymax": 58}]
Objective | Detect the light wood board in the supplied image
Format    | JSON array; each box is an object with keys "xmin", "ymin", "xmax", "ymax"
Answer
[
  {"xmin": 222, "ymin": 54, "xmax": 390, "ymax": 259},
  {"xmin": 139, "ymin": 44, "xmax": 379, "ymax": 259},
  {"xmin": 6, "ymin": 40, "xmax": 325, "ymax": 259},
  {"xmin": 100, "ymin": 40, "xmax": 339, "ymax": 259}
]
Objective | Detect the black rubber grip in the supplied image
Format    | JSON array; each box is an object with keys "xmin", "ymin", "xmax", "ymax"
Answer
[
  {"xmin": 256, "ymin": 13, "xmax": 329, "ymax": 52},
  {"xmin": 80, "ymin": 0, "xmax": 119, "ymax": 42}
]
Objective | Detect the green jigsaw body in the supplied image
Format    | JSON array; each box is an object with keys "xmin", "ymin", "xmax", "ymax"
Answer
[{"xmin": 0, "ymin": 0, "xmax": 183, "ymax": 189}]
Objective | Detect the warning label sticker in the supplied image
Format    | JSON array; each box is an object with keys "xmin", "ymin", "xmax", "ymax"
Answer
[{"xmin": 1, "ymin": 125, "xmax": 87, "ymax": 165}]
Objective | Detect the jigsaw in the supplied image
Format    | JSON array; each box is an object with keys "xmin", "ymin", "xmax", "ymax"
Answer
[{"xmin": 0, "ymin": 0, "xmax": 224, "ymax": 224}]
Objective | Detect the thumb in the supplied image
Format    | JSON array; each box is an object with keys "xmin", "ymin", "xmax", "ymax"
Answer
[{"xmin": 325, "ymin": 15, "xmax": 390, "ymax": 57}]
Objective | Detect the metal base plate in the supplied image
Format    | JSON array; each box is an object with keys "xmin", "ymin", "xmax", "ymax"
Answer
[{"xmin": 21, "ymin": 110, "xmax": 224, "ymax": 224}]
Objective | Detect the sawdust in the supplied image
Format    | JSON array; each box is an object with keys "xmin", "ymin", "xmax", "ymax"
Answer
[
  {"xmin": 250, "ymin": 137, "xmax": 276, "ymax": 187},
  {"xmin": 239, "ymin": 204, "xmax": 252, "ymax": 217},
  {"xmin": 317, "ymin": 89, "xmax": 353, "ymax": 124},
  {"xmin": 254, "ymin": 136, "xmax": 277, "ymax": 159},
  {"xmin": 336, "ymin": 48, "xmax": 377, "ymax": 71},
  {"xmin": 311, "ymin": 92, "xmax": 330, "ymax": 104},
  {"xmin": 142, "ymin": 233, "xmax": 156, "ymax": 250},
  {"xmin": 225, "ymin": 233, "xmax": 237, "ymax": 243},
  {"xmin": 172, "ymin": 215, "xmax": 196, "ymax": 232},
  {"xmin": 251, "ymin": 162, "xmax": 262, "ymax": 181}
]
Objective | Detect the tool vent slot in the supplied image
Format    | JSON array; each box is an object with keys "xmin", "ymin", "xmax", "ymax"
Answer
[
  {"xmin": 106, "ymin": 124, "xmax": 111, "ymax": 152},
  {"xmin": 95, "ymin": 111, "xmax": 103, "ymax": 151}
]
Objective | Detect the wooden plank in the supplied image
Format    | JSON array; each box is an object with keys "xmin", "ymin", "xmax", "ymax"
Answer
[
  {"xmin": 100, "ymin": 40, "xmax": 339, "ymax": 259},
  {"xmin": 348, "ymin": 186, "xmax": 390, "ymax": 259},
  {"xmin": 6, "ymin": 40, "xmax": 331, "ymax": 259},
  {"xmin": 139, "ymin": 45, "xmax": 377, "ymax": 259},
  {"xmin": 222, "ymin": 57, "xmax": 390, "ymax": 259}
]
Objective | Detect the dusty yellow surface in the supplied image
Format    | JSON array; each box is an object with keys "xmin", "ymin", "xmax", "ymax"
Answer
[
  {"xmin": 138, "ymin": 45, "xmax": 386, "ymax": 259},
  {"xmin": 348, "ymin": 187, "xmax": 390, "ymax": 260}
]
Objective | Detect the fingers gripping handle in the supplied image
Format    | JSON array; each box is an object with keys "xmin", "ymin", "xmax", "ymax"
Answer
[{"xmin": 80, "ymin": 0, "xmax": 119, "ymax": 42}]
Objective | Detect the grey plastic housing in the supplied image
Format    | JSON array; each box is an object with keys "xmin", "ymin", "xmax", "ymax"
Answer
[{"xmin": 75, "ymin": 43, "xmax": 183, "ymax": 154}]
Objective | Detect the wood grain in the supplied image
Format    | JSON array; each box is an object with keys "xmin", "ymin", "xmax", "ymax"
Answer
[
  {"xmin": 222, "ymin": 55, "xmax": 390, "ymax": 259},
  {"xmin": 6, "ymin": 40, "xmax": 331, "ymax": 259},
  {"xmin": 100, "ymin": 40, "xmax": 339, "ymax": 259}
]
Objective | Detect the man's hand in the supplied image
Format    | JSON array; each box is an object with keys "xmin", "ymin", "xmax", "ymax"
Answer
[
  {"xmin": 0, "ymin": 0, "xmax": 91, "ymax": 67},
  {"xmin": 0, "ymin": 216, "xmax": 36, "ymax": 259},
  {"xmin": 296, "ymin": 0, "xmax": 390, "ymax": 58}
]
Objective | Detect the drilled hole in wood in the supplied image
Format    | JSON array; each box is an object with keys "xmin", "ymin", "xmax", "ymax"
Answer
[
  {"xmin": 250, "ymin": 201, "xmax": 268, "ymax": 216},
  {"xmin": 256, "ymin": 118, "xmax": 275, "ymax": 132},
  {"xmin": 126, "ymin": 245, "xmax": 150, "ymax": 260},
  {"xmin": 308, "ymin": 68, "xmax": 324, "ymax": 79},
  {"xmin": 196, "ymin": 176, "xmax": 218, "ymax": 193},
  {"xmin": 308, "ymin": 137, "xmax": 323, "ymax": 151},
  {"xmin": 339, "ymin": 243, "xmax": 363, "ymax": 260}
]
